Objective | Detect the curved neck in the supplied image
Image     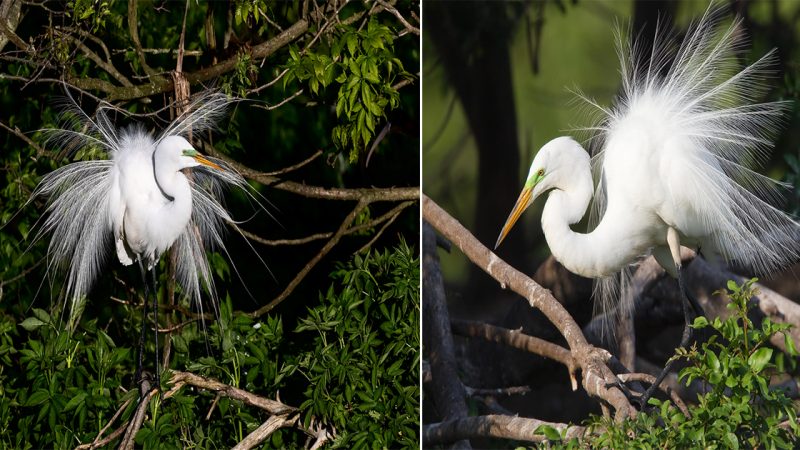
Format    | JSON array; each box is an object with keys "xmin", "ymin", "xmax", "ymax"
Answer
[
  {"xmin": 541, "ymin": 164, "xmax": 644, "ymax": 278},
  {"xmin": 152, "ymin": 147, "xmax": 175, "ymax": 202}
]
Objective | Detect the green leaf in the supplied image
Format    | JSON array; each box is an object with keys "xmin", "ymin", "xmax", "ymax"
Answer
[
  {"xmin": 748, "ymin": 347, "xmax": 772, "ymax": 373},
  {"xmin": 25, "ymin": 389, "xmax": 50, "ymax": 406},
  {"xmin": 20, "ymin": 317, "xmax": 46, "ymax": 331},
  {"xmin": 536, "ymin": 425, "xmax": 562, "ymax": 441},
  {"xmin": 63, "ymin": 392, "xmax": 88, "ymax": 412}
]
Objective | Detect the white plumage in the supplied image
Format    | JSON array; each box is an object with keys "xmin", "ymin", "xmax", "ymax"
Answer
[
  {"xmin": 32, "ymin": 91, "xmax": 252, "ymax": 325},
  {"xmin": 496, "ymin": 9, "xmax": 799, "ymax": 310}
]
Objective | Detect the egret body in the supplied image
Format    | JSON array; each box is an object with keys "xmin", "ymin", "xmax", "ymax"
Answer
[
  {"xmin": 495, "ymin": 10, "xmax": 799, "ymax": 405},
  {"xmin": 32, "ymin": 91, "xmax": 255, "ymax": 390}
]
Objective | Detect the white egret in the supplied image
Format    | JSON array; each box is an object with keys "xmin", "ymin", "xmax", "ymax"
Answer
[
  {"xmin": 495, "ymin": 9, "xmax": 800, "ymax": 406},
  {"xmin": 31, "ymin": 90, "xmax": 258, "ymax": 390}
]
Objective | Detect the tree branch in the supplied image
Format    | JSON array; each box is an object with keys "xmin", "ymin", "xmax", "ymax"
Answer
[
  {"xmin": 424, "ymin": 415, "xmax": 586, "ymax": 446},
  {"xmin": 231, "ymin": 414, "xmax": 298, "ymax": 450},
  {"xmin": 423, "ymin": 194, "xmax": 634, "ymax": 420},
  {"xmin": 246, "ymin": 198, "xmax": 369, "ymax": 318},
  {"xmin": 450, "ymin": 319, "xmax": 578, "ymax": 389},
  {"xmin": 165, "ymin": 371, "xmax": 295, "ymax": 414},
  {"xmin": 423, "ymin": 221, "xmax": 471, "ymax": 449}
]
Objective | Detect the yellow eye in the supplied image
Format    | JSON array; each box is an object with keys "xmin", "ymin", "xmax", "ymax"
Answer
[{"xmin": 537, "ymin": 169, "xmax": 544, "ymax": 177}]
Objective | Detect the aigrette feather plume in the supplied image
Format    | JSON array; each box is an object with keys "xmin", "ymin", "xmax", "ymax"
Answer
[
  {"xmin": 30, "ymin": 89, "xmax": 260, "ymax": 328},
  {"xmin": 580, "ymin": 7, "xmax": 798, "ymax": 338}
]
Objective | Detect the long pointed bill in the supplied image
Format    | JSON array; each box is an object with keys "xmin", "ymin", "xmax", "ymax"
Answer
[
  {"xmin": 494, "ymin": 187, "xmax": 533, "ymax": 249},
  {"xmin": 193, "ymin": 153, "xmax": 223, "ymax": 170}
]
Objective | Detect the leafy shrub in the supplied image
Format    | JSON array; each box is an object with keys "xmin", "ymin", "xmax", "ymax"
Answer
[
  {"xmin": 0, "ymin": 242, "xmax": 419, "ymax": 448},
  {"xmin": 292, "ymin": 238, "xmax": 420, "ymax": 448},
  {"xmin": 585, "ymin": 278, "xmax": 799, "ymax": 449}
]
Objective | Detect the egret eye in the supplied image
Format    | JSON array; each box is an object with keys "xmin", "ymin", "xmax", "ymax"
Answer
[{"xmin": 537, "ymin": 169, "xmax": 544, "ymax": 177}]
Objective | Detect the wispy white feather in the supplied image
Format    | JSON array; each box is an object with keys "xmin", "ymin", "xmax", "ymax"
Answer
[
  {"xmin": 583, "ymin": 8, "xmax": 797, "ymax": 333},
  {"xmin": 31, "ymin": 90, "xmax": 260, "ymax": 327}
]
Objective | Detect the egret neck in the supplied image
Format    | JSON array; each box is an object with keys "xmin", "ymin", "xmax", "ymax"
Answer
[{"xmin": 540, "ymin": 148, "xmax": 648, "ymax": 279}]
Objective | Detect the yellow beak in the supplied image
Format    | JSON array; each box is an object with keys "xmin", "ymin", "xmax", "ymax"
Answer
[
  {"xmin": 494, "ymin": 187, "xmax": 533, "ymax": 249},
  {"xmin": 193, "ymin": 153, "xmax": 222, "ymax": 171}
]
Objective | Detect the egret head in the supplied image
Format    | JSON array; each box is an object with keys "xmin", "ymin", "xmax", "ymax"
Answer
[
  {"xmin": 494, "ymin": 136, "xmax": 588, "ymax": 249},
  {"xmin": 158, "ymin": 135, "xmax": 222, "ymax": 171}
]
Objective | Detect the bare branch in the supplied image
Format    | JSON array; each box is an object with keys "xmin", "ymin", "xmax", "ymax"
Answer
[
  {"xmin": 204, "ymin": 144, "xmax": 418, "ymax": 201},
  {"xmin": 74, "ymin": 398, "xmax": 133, "ymax": 450},
  {"xmin": 251, "ymin": 89, "xmax": 304, "ymax": 111},
  {"xmin": 617, "ymin": 373, "xmax": 690, "ymax": 417},
  {"xmin": 56, "ymin": 31, "xmax": 133, "ymax": 87},
  {"xmin": 231, "ymin": 414, "xmax": 297, "ymax": 450},
  {"xmin": 376, "ymin": 0, "xmax": 419, "ymax": 36},
  {"xmin": 247, "ymin": 198, "xmax": 369, "ymax": 318},
  {"xmin": 423, "ymin": 194, "xmax": 634, "ymax": 420},
  {"xmin": 262, "ymin": 149, "xmax": 323, "ymax": 176},
  {"xmin": 0, "ymin": 13, "xmax": 29, "ymax": 52},
  {"xmin": 118, "ymin": 388, "xmax": 158, "ymax": 450},
  {"xmin": 128, "ymin": 0, "xmax": 162, "ymax": 79},
  {"xmin": 424, "ymin": 415, "xmax": 586, "ymax": 446},
  {"xmin": 236, "ymin": 200, "xmax": 415, "ymax": 246},
  {"xmin": 422, "ymin": 221, "xmax": 471, "ymax": 449},
  {"xmin": 0, "ymin": 118, "xmax": 45, "ymax": 156},
  {"xmin": 450, "ymin": 319, "xmax": 578, "ymax": 388},
  {"xmin": 462, "ymin": 384, "xmax": 531, "ymax": 398},
  {"xmin": 166, "ymin": 371, "xmax": 295, "ymax": 414}
]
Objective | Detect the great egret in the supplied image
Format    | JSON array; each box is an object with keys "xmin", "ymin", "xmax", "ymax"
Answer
[
  {"xmin": 32, "ymin": 90, "xmax": 257, "ymax": 391},
  {"xmin": 495, "ymin": 9, "xmax": 799, "ymax": 406}
]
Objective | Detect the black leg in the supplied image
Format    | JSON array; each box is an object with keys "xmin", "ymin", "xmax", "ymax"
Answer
[
  {"xmin": 150, "ymin": 266, "xmax": 160, "ymax": 389},
  {"xmin": 135, "ymin": 258, "xmax": 149, "ymax": 390},
  {"xmin": 636, "ymin": 265, "xmax": 704, "ymax": 408}
]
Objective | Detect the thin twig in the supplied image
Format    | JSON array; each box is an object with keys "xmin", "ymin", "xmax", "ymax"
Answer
[
  {"xmin": 118, "ymin": 388, "xmax": 158, "ymax": 450},
  {"xmin": 74, "ymin": 398, "xmax": 133, "ymax": 449},
  {"xmin": 375, "ymin": 0, "xmax": 420, "ymax": 35},
  {"xmin": 251, "ymin": 89, "xmax": 304, "ymax": 111},
  {"xmin": 618, "ymin": 373, "xmax": 690, "ymax": 417},
  {"xmin": 262, "ymin": 149, "xmax": 323, "ymax": 176},
  {"xmin": 247, "ymin": 199, "xmax": 369, "ymax": 318},
  {"xmin": 0, "ymin": 118, "xmax": 46, "ymax": 156},
  {"xmin": 236, "ymin": 200, "xmax": 414, "ymax": 246},
  {"xmin": 355, "ymin": 202, "xmax": 405, "ymax": 253}
]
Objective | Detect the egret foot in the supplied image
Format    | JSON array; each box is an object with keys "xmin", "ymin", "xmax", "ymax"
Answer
[{"xmin": 636, "ymin": 265, "xmax": 704, "ymax": 409}]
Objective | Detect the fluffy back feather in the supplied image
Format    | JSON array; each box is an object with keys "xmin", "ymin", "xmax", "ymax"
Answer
[{"xmin": 583, "ymin": 8, "xmax": 798, "ymax": 338}]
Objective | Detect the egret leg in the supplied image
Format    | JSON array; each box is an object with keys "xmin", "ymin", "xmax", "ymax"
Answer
[
  {"xmin": 135, "ymin": 258, "xmax": 150, "ymax": 390},
  {"xmin": 150, "ymin": 266, "xmax": 160, "ymax": 389},
  {"xmin": 636, "ymin": 228, "xmax": 705, "ymax": 408}
]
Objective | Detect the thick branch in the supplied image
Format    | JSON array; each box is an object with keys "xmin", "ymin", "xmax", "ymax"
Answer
[
  {"xmin": 450, "ymin": 319, "xmax": 578, "ymax": 388},
  {"xmin": 422, "ymin": 194, "xmax": 634, "ymax": 419},
  {"xmin": 422, "ymin": 221, "xmax": 471, "ymax": 449},
  {"xmin": 166, "ymin": 371, "xmax": 295, "ymax": 414},
  {"xmin": 231, "ymin": 414, "xmax": 298, "ymax": 450},
  {"xmin": 424, "ymin": 415, "xmax": 586, "ymax": 445}
]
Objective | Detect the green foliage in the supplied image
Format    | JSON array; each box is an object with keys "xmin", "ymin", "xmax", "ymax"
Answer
[
  {"xmin": 293, "ymin": 239, "xmax": 420, "ymax": 448},
  {"xmin": 0, "ymin": 243, "xmax": 419, "ymax": 448},
  {"xmin": 585, "ymin": 278, "xmax": 799, "ymax": 449},
  {"xmin": 66, "ymin": 0, "xmax": 121, "ymax": 32},
  {"xmin": 284, "ymin": 17, "xmax": 414, "ymax": 162},
  {"xmin": 0, "ymin": 1, "xmax": 418, "ymax": 447}
]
